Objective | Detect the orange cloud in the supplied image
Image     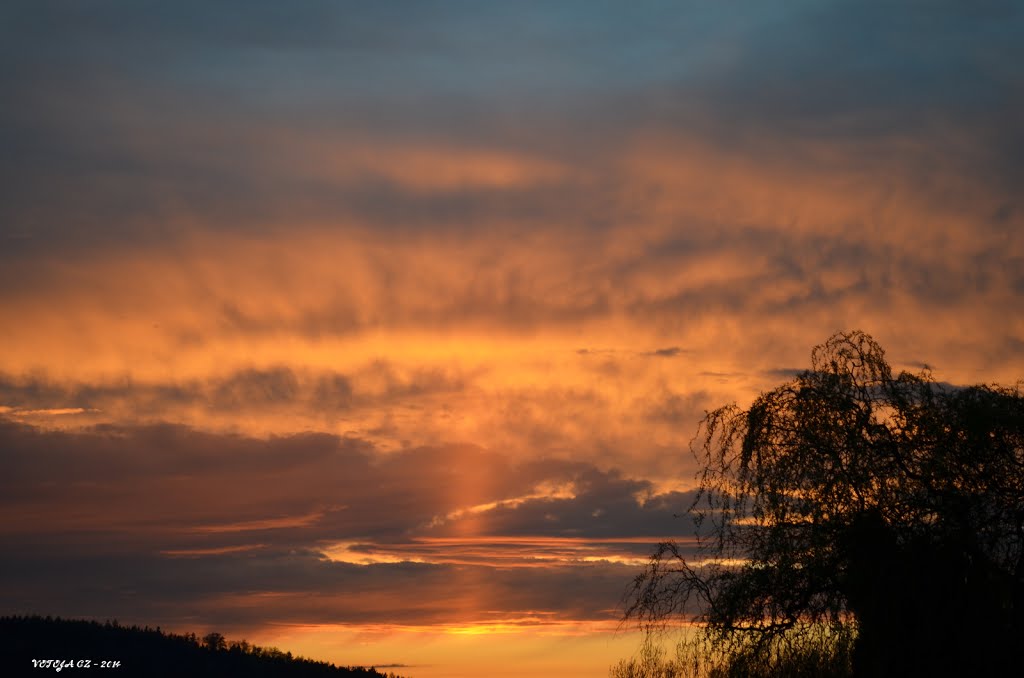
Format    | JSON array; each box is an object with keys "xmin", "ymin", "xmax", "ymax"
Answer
[{"xmin": 3, "ymin": 127, "xmax": 1022, "ymax": 486}]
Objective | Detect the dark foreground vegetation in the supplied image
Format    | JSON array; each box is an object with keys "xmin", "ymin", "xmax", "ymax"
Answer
[
  {"xmin": 1, "ymin": 615, "xmax": 404, "ymax": 678},
  {"xmin": 612, "ymin": 624, "xmax": 856, "ymax": 678},
  {"xmin": 620, "ymin": 331, "xmax": 1024, "ymax": 678}
]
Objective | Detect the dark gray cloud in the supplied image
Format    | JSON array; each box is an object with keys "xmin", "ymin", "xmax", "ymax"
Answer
[
  {"xmin": 0, "ymin": 542, "xmax": 639, "ymax": 632},
  {"xmin": 0, "ymin": 364, "xmax": 461, "ymax": 420},
  {"xmin": 693, "ymin": 1, "xmax": 1023, "ymax": 124},
  {"xmin": 424, "ymin": 468, "xmax": 698, "ymax": 540},
  {"xmin": 2, "ymin": 1, "xmax": 1021, "ymax": 256},
  {"xmin": 644, "ymin": 347, "xmax": 685, "ymax": 358},
  {"xmin": 0, "ymin": 417, "xmax": 695, "ymax": 628}
]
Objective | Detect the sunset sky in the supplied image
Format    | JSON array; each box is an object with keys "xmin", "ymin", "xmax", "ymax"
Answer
[{"xmin": 2, "ymin": 2, "xmax": 1024, "ymax": 676}]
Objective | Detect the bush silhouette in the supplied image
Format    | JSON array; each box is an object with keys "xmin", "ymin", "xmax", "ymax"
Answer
[{"xmin": 622, "ymin": 331, "xmax": 1024, "ymax": 677}]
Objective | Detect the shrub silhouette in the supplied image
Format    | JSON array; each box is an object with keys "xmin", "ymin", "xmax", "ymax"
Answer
[
  {"xmin": 611, "ymin": 623, "xmax": 855, "ymax": 678},
  {"xmin": 622, "ymin": 331, "xmax": 1024, "ymax": 677}
]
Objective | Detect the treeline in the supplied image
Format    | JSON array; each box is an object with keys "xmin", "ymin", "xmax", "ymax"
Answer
[{"xmin": 1, "ymin": 615, "xmax": 405, "ymax": 678}]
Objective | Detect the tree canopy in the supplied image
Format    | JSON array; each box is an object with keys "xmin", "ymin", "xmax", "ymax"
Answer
[{"xmin": 625, "ymin": 331, "xmax": 1024, "ymax": 677}]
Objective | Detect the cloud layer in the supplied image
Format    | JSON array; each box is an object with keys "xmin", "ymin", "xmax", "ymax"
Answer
[
  {"xmin": 0, "ymin": 418, "xmax": 697, "ymax": 632},
  {"xmin": 2, "ymin": 1, "xmax": 1023, "ymax": 674}
]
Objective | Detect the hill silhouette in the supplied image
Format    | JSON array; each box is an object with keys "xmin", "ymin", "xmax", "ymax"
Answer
[{"xmin": 1, "ymin": 615, "xmax": 405, "ymax": 678}]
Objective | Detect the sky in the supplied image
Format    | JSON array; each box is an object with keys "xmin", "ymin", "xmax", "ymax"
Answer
[{"xmin": 2, "ymin": 1, "xmax": 1023, "ymax": 676}]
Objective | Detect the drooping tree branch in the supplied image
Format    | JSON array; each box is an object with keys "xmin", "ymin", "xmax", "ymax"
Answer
[{"xmin": 624, "ymin": 330, "xmax": 1024, "ymax": 676}]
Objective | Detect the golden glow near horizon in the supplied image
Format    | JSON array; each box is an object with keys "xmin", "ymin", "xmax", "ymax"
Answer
[{"xmin": 244, "ymin": 620, "xmax": 647, "ymax": 678}]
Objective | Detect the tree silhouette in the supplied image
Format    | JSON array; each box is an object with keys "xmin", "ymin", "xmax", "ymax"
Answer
[
  {"xmin": 202, "ymin": 631, "xmax": 227, "ymax": 651},
  {"xmin": 624, "ymin": 331, "xmax": 1024, "ymax": 677}
]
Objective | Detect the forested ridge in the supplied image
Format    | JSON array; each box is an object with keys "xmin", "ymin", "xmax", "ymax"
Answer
[{"xmin": 1, "ymin": 615, "xmax": 404, "ymax": 678}]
